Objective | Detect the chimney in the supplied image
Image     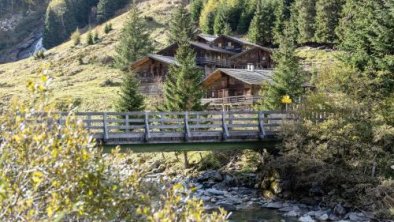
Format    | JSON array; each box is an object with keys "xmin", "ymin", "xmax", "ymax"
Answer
[{"xmin": 247, "ymin": 63, "xmax": 255, "ymax": 71}]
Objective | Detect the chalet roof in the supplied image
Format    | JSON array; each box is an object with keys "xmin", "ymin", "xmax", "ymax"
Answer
[
  {"xmin": 203, "ymin": 68, "xmax": 274, "ymax": 87},
  {"xmin": 229, "ymin": 46, "xmax": 272, "ymax": 60},
  {"xmin": 197, "ymin": 33, "xmax": 218, "ymax": 42},
  {"xmin": 190, "ymin": 41, "xmax": 237, "ymax": 55},
  {"xmin": 130, "ymin": 54, "xmax": 179, "ymax": 69},
  {"xmin": 213, "ymin": 35, "xmax": 274, "ymax": 52}
]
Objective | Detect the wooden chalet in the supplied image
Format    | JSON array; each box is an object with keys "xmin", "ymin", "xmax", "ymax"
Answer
[
  {"xmin": 130, "ymin": 54, "xmax": 179, "ymax": 95},
  {"xmin": 201, "ymin": 67, "xmax": 273, "ymax": 109},
  {"xmin": 129, "ymin": 34, "xmax": 275, "ymax": 108}
]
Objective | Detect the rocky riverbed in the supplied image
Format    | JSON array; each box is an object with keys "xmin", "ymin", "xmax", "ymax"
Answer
[{"xmin": 145, "ymin": 169, "xmax": 375, "ymax": 222}]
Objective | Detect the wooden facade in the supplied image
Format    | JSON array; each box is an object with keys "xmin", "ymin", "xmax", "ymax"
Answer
[
  {"xmin": 230, "ymin": 47, "xmax": 274, "ymax": 69},
  {"xmin": 130, "ymin": 34, "xmax": 275, "ymax": 103}
]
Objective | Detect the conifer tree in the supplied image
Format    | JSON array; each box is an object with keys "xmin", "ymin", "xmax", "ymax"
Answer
[
  {"xmin": 314, "ymin": 0, "xmax": 344, "ymax": 44},
  {"xmin": 248, "ymin": 0, "xmax": 276, "ymax": 46},
  {"xmin": 273, "ymin": 0, "xmax": 294, "ymax": 44},
  {"xmin": 294, "ymin": 0, "xmax": 317, "ymax": 44},
  {"xmin": 190, "ymin": 0, "xmax": 204, "ymax": 23},
  {"xmin": 199, "ymin": 0, "xmax": 219, "ymax": 34},
  {"xmin": 97, "ymin": 0, "xmax": 129, "ymax": 23},
  {"xmin": 214, "ymin": 6, "xmax": 230, "ymax": 35},
  {"xmin": 114, "ymin": 6, "xmax": 153, "ymax": 70},
  {"xmin": 168, "ymin": 4, "xmax": 195, "ymax": 44},
  {"xmin": 259, "ymin": 27, "xmax": 305, "ymax": 110},
  {"xmin": 116, "ymin": 71, "xmax": 145, "ymax": 112},
  {"xmin": 162, "ymin": 43, "xmax": 205, "ymax": 112},
  {"xmin": 86, "ymin": 29, "xmax": 94, "ymax": 45}
]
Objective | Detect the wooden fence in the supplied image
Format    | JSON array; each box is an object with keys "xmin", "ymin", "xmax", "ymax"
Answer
[{"xmin": 55, "ymin": 111, "xmax": 296, "ymax": 145}]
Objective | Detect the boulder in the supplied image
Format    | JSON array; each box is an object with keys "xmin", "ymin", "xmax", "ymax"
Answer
[
  {"xmin": 206, "ymin": 188, "xmax": 225, "ymax": 196},
  {"xmin": 284, "ymin": 210, "xmax": 302, "ymax": 217},
  {"xmin": 298, "ymin": 215, "xmax": 316, "ymax": 222},
  {"xmin": 347, "ymin": 212, "xmax": 370, "ymax": 222},
  {"xmin": 334, "ymin": 204, "xmax": 347, "ymax": 216},
  {"xmin": 198, "ymin": 170, "xmax": 223, "ymax": 182},
  {"xmin": 217, "ymin": 202, "xmax": 236, "ymax": 211},
  {"xmin": 318, "ymin": 214, "xmax": 329, "ymax": 221},
  {"xmin": 264, "ymin": 202, "xmax": 283, "ymax": 209}
]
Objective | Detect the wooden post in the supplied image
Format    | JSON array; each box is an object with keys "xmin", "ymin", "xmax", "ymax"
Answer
[
  {"xmin": 103, "ymin": 113, "xmax": 109, "ymax": 142},
  {"xmin": 258, "ymin": 112, "xmax": 266, "ymax": 139},
  {"xmin": 222, "ymin": 110, "xmax": 230, "ymax": 140},
  {"xmin": 144, "ymin": 112, "xmax": 150, "ymax": 142},
  {"xmin": 125, "ymin": 114, "xmax": 129, "ymax": 133},
  {"xmin": 184, "ymin": 112, "xmax": 191, "ymax": 142},
  {"xmin": 183, "ymin": 151, "xmax": 190, "ymax": 169}
]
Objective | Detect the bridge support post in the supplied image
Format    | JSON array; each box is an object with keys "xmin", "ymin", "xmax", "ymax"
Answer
[
  {"xmin": 144, "ymin": 112, "xmax": 150, "ymax": 142},
  {"xmin": 103, "ymin": 113, "xmax": 109, "ymax": 142},
  {"xmin": 222, "ymin": 111, "xmax": 230, "ymax": 140},
  {"xmin": 258, "ymin": 112, "xmax": 266, "ymax": 139},
  {"xmin": 184, "ymin": 112, "xmax": 191, "ymax": 142}
]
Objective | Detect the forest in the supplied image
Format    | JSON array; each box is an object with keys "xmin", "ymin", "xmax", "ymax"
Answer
[{"xmin": 0, "ymin": 0, "xmax": 393, "ymax": 221}]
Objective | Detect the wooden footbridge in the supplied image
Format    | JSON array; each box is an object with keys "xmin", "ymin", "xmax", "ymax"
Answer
[{"xmin": 62, "ymin": 111, "xmax": 297, "ymax": 151}]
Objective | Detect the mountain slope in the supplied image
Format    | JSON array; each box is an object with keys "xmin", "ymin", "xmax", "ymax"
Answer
[{"xmin": 0, "ymin": 0, "xmax": 179, "ymax": 111}]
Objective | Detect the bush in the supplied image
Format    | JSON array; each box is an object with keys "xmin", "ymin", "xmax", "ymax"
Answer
[
  {"xmin": 104, "ymin": 23, "xmax": 113, "ymax": 34},
  {"xmin": 93, "ymin": 30, "xmax": 99, "ymax": 43},
  {"xmin": 71, "ymin": 28, "xmax": 81, "ymax": 46},
  {"xmin": 0, "ymin": 67, "xmax": 228, "ymax": 221},
  {"xmin": 86, "ymin": 30, "xmax": 94, "ymax": 45},
  {"xmin": 33, "ymin": 50, "xmax": 45, "ymax": 60}
]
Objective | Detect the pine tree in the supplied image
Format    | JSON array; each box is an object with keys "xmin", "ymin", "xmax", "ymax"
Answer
[
  {"xmin": 86, "ymin": 29, "xmax": 94, "ymax": 45},
  {"xmin": 199, "ymin": 0, "xmax": 219, "ymax": 34},
  {"xmin": 162, "ymin": 42, "xmax": 205, "ymax": 112},
  {"xmin": 214, "ymin": 5, "xmax": 230, "ymax": 35},
  {"xmin": 97, "ymin": 0, "xmax": 129, "ymax": 23},
  {"xmin": 114, "ymin": 6, "xmax": 154, "ymax": 70},
  {"xmin": 116, "ymin": 72, "xmax": 145, "ymax": 112},
  {"xmin": 190, "ymin": 0, "xmax": 204, "ymax": 23},
  {"xmin": 259, "ymin": 27, "xmax": 305, "ymax": 110},
  {"xmin": 247, "ymin": 0, "xmax": 276, "ymax": 46},
  {"xmin": 294, "ymin": 0, "xmax": 317, "ymax": 44},
  {"xmin": 314, "ymin": 0, "xmax": 344, "ymax": 44},
  {"xmin": 168, "ymin": 4, "xmax": 195, "ymax": 44},
  {"xmin": 273, "ymin": 0, "xmax": 294, "ymax": 44}
]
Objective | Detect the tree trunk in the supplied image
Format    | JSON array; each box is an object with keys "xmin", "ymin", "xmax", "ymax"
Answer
[{"xmin": 183, "ymin": 151, "xmax": 190, "ymax": 169}]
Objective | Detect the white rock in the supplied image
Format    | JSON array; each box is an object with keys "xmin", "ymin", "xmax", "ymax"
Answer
[
  {"xmin": 265, "ymin": 202, "xmax": 283, "ymax": 209},
  {"xmin": 318, "ymin": 214, "xmax": 329, "ymax": 221},
  {"xmin": 298, "ymin": 215, "xmax": 316, "ymax": 222}
]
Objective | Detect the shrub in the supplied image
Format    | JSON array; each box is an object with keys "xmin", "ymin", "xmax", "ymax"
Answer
[
  {"xmin": 93, "ymin": 30, "xmax": 99, "ymax": 43},
  {"xmin": 71, "ymin": 28, "xmax": 81, "ymax": 46},
  {"xmin": 0, "ymin": 67, "xmax": 228, "ymax": 221},
  {"xmin": 104, "ymin": 23, "xmax": 113, "ymax": 34},
  {"xmin": 86, "ymin": 29, "xmax": 94, "ymax": 45},
  {"xmin": 33, "ymin": 50, "xmax": 45, "ymax": 60}
]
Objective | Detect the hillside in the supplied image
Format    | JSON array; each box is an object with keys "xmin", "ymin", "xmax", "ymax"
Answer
[{"xmin": 0, "ymin": 0, "xmax": 180, "ymax": 111}]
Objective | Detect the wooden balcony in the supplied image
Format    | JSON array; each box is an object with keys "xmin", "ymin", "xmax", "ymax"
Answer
[
  {"xmin": 196, "ymin": 57, "xmax": 232, "ymax": 67},
  {"xmin": 202, "ymin": 95, "xmax": 261, "ymax": 106}
]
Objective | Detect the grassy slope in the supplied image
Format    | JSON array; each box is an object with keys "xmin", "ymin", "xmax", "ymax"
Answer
[
  {"xmin": 0, "ymin": 0, "xmax": 174, "ymax": 111},
  {"xmin": 0, "ymin": 0, "xmax": 339, "ymax": 112}
]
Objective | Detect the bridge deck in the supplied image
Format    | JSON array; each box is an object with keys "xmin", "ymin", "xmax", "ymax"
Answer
[{"xmin": 56, "ymin": 111, "xmax": 296, "ymax": 148}]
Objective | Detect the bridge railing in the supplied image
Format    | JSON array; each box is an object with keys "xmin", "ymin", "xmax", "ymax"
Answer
[{"xmin": 51, "ymin": 111, "xmax": 297, "ymax": 145}]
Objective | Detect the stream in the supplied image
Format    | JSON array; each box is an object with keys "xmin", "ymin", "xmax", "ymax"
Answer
[{"xmin": 229, "ymin": 209, "xmax": 298, "ymax": 222}]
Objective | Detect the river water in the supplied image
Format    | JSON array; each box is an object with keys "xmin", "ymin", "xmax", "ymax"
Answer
[{"xmin": 229, "ymin": 209, "xmax": 298, "ymax": 222}]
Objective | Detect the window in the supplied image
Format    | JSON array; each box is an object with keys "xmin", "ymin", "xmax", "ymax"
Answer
[{"xmin": 218, "ymin": 43, "xmax": 222, "ymax": 48}]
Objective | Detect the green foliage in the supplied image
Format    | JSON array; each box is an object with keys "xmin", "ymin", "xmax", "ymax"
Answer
[
  {"xmin": 257, "ymin": 28, "xmax": 305, "ymax": 110},
  {"xmin": 0, "ymin": 67, "xmax": 228, "ymax": 221},
  {"xmin": 33, "ymin": 50, "xmax": 45, "ymax": 60},
  {"xmin": 93, "ymin": 30, "xmax": 100, "ymax": 43},
  {"xmin": 71, "ymin": 28, "xmax": 81, "ymax": 46},
  {"xmin": 190, "ymin": 0, "xmax": 204, "ymax": 23},
  {"xmin": 168, "ymin": 4, "xmax": 195, "ymax": 44},
  {"xmin": 247, "ymin": 0, "xmax": 277, "ymax": 46},
  {"xmin": 294, "ymin": 0, "xmax": 316, "ymax": 44},
  {"xmin": 104, "ymin": 22, "xmax": 113, "ymax": 34},
  {"xmin": 114, "ymin": 6, "xmax": 154, "ymax": 70},
  {"xmin": 214, "ymin": 5, "xmax": 231, "ymax": 35},
  {"xmin": 199, "ymin": 0, "xmax": 219, "ymax": 34},
  {"xmin": 162, "ymin": 43, "xmax": 205, "ymax": 111},
  {"xmin": 97, "ymin": 0, "xmax": 129, "ymax": 23},
  {"xmin": 116, "ymin": 72, "xmax": 145, "ymax": 112},
  {"xmin": 86, "ymin": 29, "xmax": 94, "ymax": 45},
  {"xmin": 314, "ymin": 0, "xmax": 344, "ymax": 44},
  {"xmin": 43, "ymin": 0, "xmax": 97, "ymax": 49},
  {"xmin": 273, "ymin": 0, "xmax": 294, "ymax": 44}
]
